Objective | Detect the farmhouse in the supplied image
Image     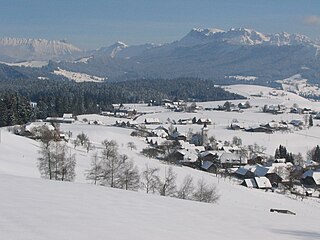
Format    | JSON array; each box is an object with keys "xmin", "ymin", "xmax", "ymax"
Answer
[
  {"xmin": 302, "ymin": 169, "xmax": 320, "ymax": 186},
  {"xmin": 241, "ymin": 177, "xmax": 272, "ymax": 189},
  {"xmin": 144, "ymin": 118, "xmax": 161, "ymax": 125}
]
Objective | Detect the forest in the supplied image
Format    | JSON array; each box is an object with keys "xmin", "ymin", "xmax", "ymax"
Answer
[{"xmin": 0, "ymin": 77, "xmax": 244, "ymax": 127}]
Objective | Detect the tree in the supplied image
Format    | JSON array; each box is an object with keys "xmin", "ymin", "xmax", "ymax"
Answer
[
  {"xmin": 84, "ymin": 140, "xmax": 94, "ymax": 153},
  {"xmin": 309, "ymin": 115, "xmax": 313, "ymax": 127},
  {"xmin": 76, "ymin": 132, "xmax": 89, "ymax": 146},
  {"xmin": 118, "ymin": 160, "xmax": 140, "ymax": 191},
  {"xmin": 141, "ymin": 165, "xmax": 160, "ymax": 194},
  {"xmin": 141, "ymin": 147, "xmax": 159, "ymax": 159},
  {"xmin": 100, "ymin": 143, "xmax": 123, "ymax": 188},
  {"xmin": 159, "ymin": 167, "xmax": 177, "ymax": 197},
  {"xmin": 310, "ymin": 145, "xmax": 320, "ymax": 163},
  {"xmin": 232, "ymin": 136, "xmax": 242, "ymax": 146},
  {"xmin": 37, "ymin": 126, "xmax": 59, "ymax": 180},
  {"xmin": 127, "ymin": 142, "xmax": 137, "ymax": 151},
  {"xmin": 177, "ymin": 175, "xmax": 194, "ymax": 200},
  {"xmin": 304, "ymin": 114, "xmax": 309, "ymax": 126},
  {"xmin": 292, "ymin": 152, "xmax": 304, "ymax": 166},
  {"xmin": 192, "ymin": 178, "xmax": 219, "ymax": 203},
  {"xmin": 86, "ymin": 152, "xmax": 103, "ymax": 185},
  {"xmin": 38, "ymin": 141, "xmax": 76, "ymax": 181}
]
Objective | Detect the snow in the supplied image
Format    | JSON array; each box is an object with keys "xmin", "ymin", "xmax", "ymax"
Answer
[
  {"xmin": 2, "ymin": 84, "xmax": 320, "ymax": 239},
  {"xmin": 53, "ymin": 67, "xmax": 106, "ymax": 82},
  {"xmin": 276, "ymin": 74, "xmax": 320, "ymax": 97},
  {"xmin": 0, "ymin": 60, "xmax": 48, "ymax": 68},
  {"xmin": 225, "ymin": 75, "xmax": 257, "ymax": 81},
  {"xmin": 72, "ymin": 56, "xmax": 93, "ymax": 63}
]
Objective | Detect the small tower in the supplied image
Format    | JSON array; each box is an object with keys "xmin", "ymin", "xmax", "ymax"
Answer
[{"xmin": 202, "ymin": 123, "xmax": 209, "ymax": 146}]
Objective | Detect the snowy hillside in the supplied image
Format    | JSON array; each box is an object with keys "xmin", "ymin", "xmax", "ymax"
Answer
[
  {"xmin": 53, "ymin": 68, "xmax": 106, "ymax": 82},
  {"xmin": 2, "ymin": 172, "xmax": 320, "ymax": 240},
  {"xmin": 1, "ymin": 125, "xmax": 320, "ymax": 240},
  {"xmin": 1, "ymin": 84, "xmax": 320, "ymax": 239},
  {"xmin": 0, "ymin": 37, "xmax": 82, "ymax": 62}
]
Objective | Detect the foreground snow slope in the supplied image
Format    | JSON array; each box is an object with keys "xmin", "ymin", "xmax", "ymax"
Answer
[{"xmin": 1, "ymin": 173, "xmax": 320, "ymax": 240}]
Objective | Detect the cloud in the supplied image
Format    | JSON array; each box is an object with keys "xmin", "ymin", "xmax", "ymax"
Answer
[{"xmin": 304, "ymin": 15, "xmax": 320, "ymax": 26}]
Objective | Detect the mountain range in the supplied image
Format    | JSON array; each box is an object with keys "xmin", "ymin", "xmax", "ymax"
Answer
[{"xmin": 0, "ymin": 27, "xmax": 319, "ymax": 84}]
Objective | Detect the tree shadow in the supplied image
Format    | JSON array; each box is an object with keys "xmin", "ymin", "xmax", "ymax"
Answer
[{"xmin": 271, "ymin": 229, "xmax": 320, "ymax": 239}]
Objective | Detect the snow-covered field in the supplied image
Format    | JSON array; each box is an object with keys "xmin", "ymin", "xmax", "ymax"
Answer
[
  {"xmin": 53, "ymin": 67, "xmax": 106, "ymax": 82},
  {"xmin": 1, "ymin": 84, "xmax": 320, "ymax": 239},
  {"xmin": 276, "ymin": 74, "xmax": 320, "ymax": 97},
  {"xmin": 0, "ymin": 60, "xmax": 48, "ymax": 68}
]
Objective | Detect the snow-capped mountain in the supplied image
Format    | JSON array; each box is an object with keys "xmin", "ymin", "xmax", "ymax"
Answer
[
  {"xmin": 94, "ymin": 41, "xmax": 128, "ymax": 58},
  {"xmin": 1, "ymin": 27, "xmax": 320, "ymax": 84},
  {"xmin": 0, "ymin": 37, "xmax": 82, "ymax": 62},
  {"xmin": 178, "ymin": 27, "xmax": 315, "ymax": 47},
  {"xmin": 93, "ymin": 41, "xmax": 157, "ymax": 59}
]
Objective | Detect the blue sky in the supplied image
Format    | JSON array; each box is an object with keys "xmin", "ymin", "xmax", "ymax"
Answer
[{"xmin": 0, "ymin": 0, "xmax": 319, "ymax": 49}]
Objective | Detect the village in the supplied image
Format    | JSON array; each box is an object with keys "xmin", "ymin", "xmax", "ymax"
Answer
[{"xmin": 14, "ymin": 86, "xmax": 320, "ymax": 199}]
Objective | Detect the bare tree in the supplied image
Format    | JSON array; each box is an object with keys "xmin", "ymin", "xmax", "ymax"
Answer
[
  {"xmin": 192, "ymin": 178, "xmax": 219, "ymax": 203},
  {"xmin": 127, "ymin": 142, "xmax": 137, "ymax": 151},
  {"xmin": 76, "ymin": 132, "xmax": 89, "ymax": 146},
  {"xmin": 86, "ymin": 152, "xmax": 103, "ymax": 185},
  {"xmin": 118, "ymin": 160, "xmax": 140, "ymax": 191},
  {"xmin": 38, "ymin": 141, "xmax": 76, "ymax": 181},
  {"xmin": 141, "ymin": 165, "xmax": 160, "ymax": 194},
  {"xmin": 101, "ymin": 139, "xmax": 118, "ymax": 159},
  {"xmin": 232, "ymin": 136, "xmax": 242, "ymax": 146},
  {"xmin": 159, "ymin": 167, "xmax": 177, "ymax": 197},
  {"xmin": 101, "ymin": 153, "xmax": 123, "ymax": 188},
  {"xmin": 177, "ymin": 175, "xmax": 194, "ymax": 200},
  {"xmin": 84, "ymin": 140, "xmax": 94, "ymax": 153}
]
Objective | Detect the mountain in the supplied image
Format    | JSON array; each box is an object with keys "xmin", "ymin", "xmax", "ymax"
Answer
[
  {"xmin": 0, "ymin": 37, "xmax": 82, "ymax": 62},
  {"xmin": 50, "ymin": 27, "xmax": 320, "ymax": 84},
  {"xmin": 1, "ymin": 28, "xmax": 320, "ymax": 84}
]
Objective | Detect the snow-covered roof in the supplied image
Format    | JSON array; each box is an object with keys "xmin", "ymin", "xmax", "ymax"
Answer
[
  {"xmin": 152, "ymin": 129, "xmax": 168, "ymax": 138},
  {"xmin": 254, "ymin": 177, "xmax": 272, "ymax": 189},
  {"xmin": 220, "ymin": 152, "xmax": 240, "ymax": 164},
  {"xmin": 145, "ymin": 118, "xmax": 161, "ymax": 124},
  {"xmin": 302, "ymin": 170, "xmax": 320, "ymax": 185},
  {"xmin": 146, "ymin": 137, "xmax": 167, "ymax": 146},
  {"xmin": 243, "ymin": 179, "xmax": 257, "ymax": 188}
]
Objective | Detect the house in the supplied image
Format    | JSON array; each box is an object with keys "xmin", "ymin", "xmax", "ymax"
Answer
[
  {"xmin": 170, "ymin": 131, "xmax": 187, "ymax": 141},
  {"xmin": 197, "ymin": 118, "xmax": 212, "ymax": 125},
  {"xmin": 152, "ymin": 129, "xmax": 169, "ymax": 138},
  {"xmin": 290, "ymin": 120, "xmax": 304, "ymax": 128},
  {"xmin": 220, "ymin": 152, "xmax": 242, "ymax": 167},
  {"xmin": 146, "ymin": 137, "xmax": 167, "ymax": 147},
  {"xmin": 144, "ymin": 118, "xmax": 161, "ymax": 125},
  {"xmin": 238, "ymin": 102, "xmax": 250, "ymax": 109},
  {"xmin": 302, "ymin": 169, "xmax": 320, "ymax": 186},
  {"xmin": 241, "ymin": 177, "xmax": 272, "ymax": 189},
  {"xmin": 235, "ymin": 166, "xmax": 256, "ymax": 179},
  {"xmin": 199, "ymin": 151, "xmax": 220, "ymax": 162},
  {"xmin": 177, "ymin": 119, "xmax": 192, "ymax": 125},
  {"xmin": 245, "ymin": 126, "xmax": 273, "ymax": 134},
  {"xmin": 201, "ymin": 161, "xmax": 218, "ymax": 173}
]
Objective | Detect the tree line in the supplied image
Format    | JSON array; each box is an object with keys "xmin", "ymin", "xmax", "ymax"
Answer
[
  {"xmin": 0, "ymin": 77, "xmax": 244, "ymax": 127},
  {"xmin": 85, "ymin": 138, "xmax": 219, "ymax": 203}
]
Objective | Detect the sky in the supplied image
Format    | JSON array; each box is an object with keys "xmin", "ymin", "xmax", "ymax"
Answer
[{"xmin": 0, "ymin": 0, "xmax": 319, "ymax": 49}]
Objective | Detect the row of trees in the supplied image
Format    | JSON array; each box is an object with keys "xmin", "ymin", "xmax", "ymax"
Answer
[
  {"xmin": 85, "ymin": 139, "xmax": 219, "ymax": 203},
  {"xmin": 37, "ymin": 126, "xmax": 76, "ymax": 181}
]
